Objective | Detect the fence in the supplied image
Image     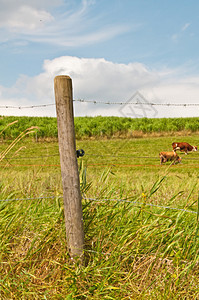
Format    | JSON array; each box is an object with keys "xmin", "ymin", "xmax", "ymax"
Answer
[
  {"xmin": 1, "ymin": 100, "xmax": 199, "ymax": 109},
  {"xmin": 0, "ymin": 195, "xmax": 197, "ymax": 215},
  {"xmin": 0, "ymin": 75, "xmax": 199, "ymax": 263}
]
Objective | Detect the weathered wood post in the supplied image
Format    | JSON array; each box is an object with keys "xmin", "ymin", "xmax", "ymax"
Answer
[{"xmin": 54, "ymin": 75, "xmax": 84, "ymax": 261}]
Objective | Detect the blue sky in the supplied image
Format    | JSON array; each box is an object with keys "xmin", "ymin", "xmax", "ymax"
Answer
[{"xmin": 0, "ymin": 0, "xmax": 199, "ymax": 117}]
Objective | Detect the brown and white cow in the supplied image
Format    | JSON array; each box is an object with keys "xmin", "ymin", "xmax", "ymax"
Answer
[
  {"xmin": 159, "ymin": 151, "xmax": 182, "ymax": 165},
  {"xmin": 172, "ymin": 142, "xmax": 197, "ymax": 155}
]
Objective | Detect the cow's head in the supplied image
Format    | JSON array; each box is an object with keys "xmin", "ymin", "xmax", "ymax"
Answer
[
  {"xmin": 193, "ymin": 146, "xmax": 197, "ymax": 151},
  {"xmin": 177, "ymin": 157, "xmax": 182, "ymax": 163}
]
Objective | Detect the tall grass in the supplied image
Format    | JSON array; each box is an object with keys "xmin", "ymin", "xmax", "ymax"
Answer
[
  {"xmin": 0, "ymin": 115, "xmax": 199, "ymax": 139},
  {"xmin": 0, "ymin": 134, "xmax": 198, "ymax": 299},
  {"xmin": 0, "ymin": 167, "xmax": 198, "ymax": 299}
]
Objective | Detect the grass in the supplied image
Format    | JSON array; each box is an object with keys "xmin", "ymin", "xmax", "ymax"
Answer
[
  {"xmin": 0, "ymin": 134, "xmax": 198, "ymax": 299},
  {"xmin": 0, "ymin": 115, "xmax": 199, "ymax": 139}
]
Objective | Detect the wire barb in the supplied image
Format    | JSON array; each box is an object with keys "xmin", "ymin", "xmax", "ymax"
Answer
[{"xmin": 0, "ymin": 100, "xmax": 199, "ymax": 109}]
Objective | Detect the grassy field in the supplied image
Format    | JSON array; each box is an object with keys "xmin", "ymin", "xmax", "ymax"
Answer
[
  {"xmin": 0, "ymin": 134, "xmax": 198, "ymax": 299},
  {"xmin": 0, "ymin": 115, "xmax": 199, "ymax": 139}
]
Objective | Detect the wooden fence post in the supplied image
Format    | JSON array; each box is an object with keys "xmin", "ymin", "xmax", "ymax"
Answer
[{"xmin": 54, "ymin": 75, "xmax": 84, "ymax": 261}]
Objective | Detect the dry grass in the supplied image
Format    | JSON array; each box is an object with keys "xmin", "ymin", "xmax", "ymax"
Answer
[{"xmin": 79, "ymin": 129, "xmax": 199, "ymax": 140}]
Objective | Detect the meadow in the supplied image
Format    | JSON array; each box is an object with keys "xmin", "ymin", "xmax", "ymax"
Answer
[
  {"xmin": 0, "ymin": 115, "xmax": 199, "ymax": 139},
  {"xmin": 0, "ymin": 117, "xmax": 199, "ymax": 299}
]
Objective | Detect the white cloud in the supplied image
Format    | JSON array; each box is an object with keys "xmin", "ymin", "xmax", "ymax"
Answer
[
  {"xmin": 182, "ymin": 23, "xmax": 190, "ymax": 31},
  {"xmin": 171, "ymin": 34, "xmax": 178, "ymax": 42},
  {"xmin": 0, "ymin": 0, "xmax": 130, "ymax": 47},
  {"xmin": 0, "ymin": 6, "xmax": 54, "ymax": 31},
  {"xmin": 0, "ymin": 56, "xmax": 199, "ymax": 118},
  {"xmin": 0, "ymin": 0, "xmax": 60, "ymax": 31},
  {"xmin": 172, "ymin": 22, "xmax": 191, "ymax": 43}
]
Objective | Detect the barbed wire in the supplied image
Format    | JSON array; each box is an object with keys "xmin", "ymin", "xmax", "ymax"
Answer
[
  {"xmin": 74, "ymin": 99, "xmax": 199, "ymax": 106},
  {"xmin": 1, "ymin": 163, "xmax": 199, "ymax": 169},
  {"xmin": 0, "ymin": 196, "xmax": 57, "ymax": 202},
  {"xmin": 2, "ymin": 152, "xmax": 199, "ymax": 163},
  {"xmin": 0, "ymin": 163, "xmax": 60, "ymax": 167},
  {"xmin": 0, "ymin": 104, "xmax": 55, "ymax": 109},
  {"xmin": 85, "ymin": 153, "xmax": 199, "ymax": 160},
  {"xmin": 3, "ymin": 154, "xmax": 59, "ymax": 160},
  {"xmin": 84, "ymin": 197, "xmax": 198, "ymax": 214},
  {"xmin": 0, "ymin": 195, "xmax": 197, "ymax": 215},
  {"xmin": 1, "ymin": 99, "xmax": 199, "ymax": 109}
]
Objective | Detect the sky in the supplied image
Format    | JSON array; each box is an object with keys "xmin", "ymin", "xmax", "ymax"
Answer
[{"xmin": 0, "ymin": 0, "xmax": 199, "ymax": 118}]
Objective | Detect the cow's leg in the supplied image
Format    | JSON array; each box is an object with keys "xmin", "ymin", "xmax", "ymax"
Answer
[{"xmin": 160, "ymin": 156, "xmax": 166, "ymax": 164}]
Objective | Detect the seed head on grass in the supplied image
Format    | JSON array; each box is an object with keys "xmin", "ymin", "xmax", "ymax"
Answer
[{"xmin": 0, "ymin": 122, "xmax": 39, "ymax": 162}]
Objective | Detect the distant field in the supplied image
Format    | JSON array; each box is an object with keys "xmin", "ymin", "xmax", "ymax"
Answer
[
  {"xmin": 0, "ymin": 128, "xmax": 198, "ymax": 298},
  {"xmin": 0, "ymin": 115, "xmax": 199, "ymax": 139},
  {"xmin": 0, "ymin": 134, "xmax": 198, "ymax": 200}
]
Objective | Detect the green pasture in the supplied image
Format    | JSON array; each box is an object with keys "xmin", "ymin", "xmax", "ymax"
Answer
[{"xmin": 0, "ymin": 134, "xmax": 198, "ymax": 299}]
